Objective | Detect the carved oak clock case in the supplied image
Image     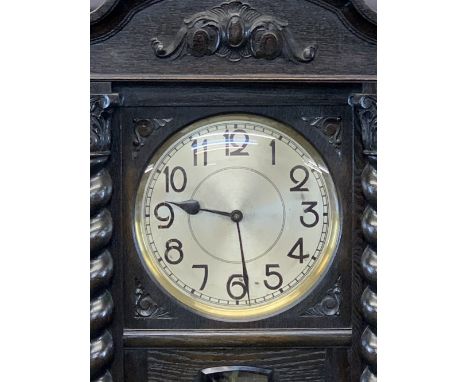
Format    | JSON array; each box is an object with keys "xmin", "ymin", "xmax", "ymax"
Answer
[{"xmin": 90, "ymin": 1, "xmax": 377, "ymax": 381}]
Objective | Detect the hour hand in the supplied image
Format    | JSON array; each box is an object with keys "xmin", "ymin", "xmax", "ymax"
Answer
[
  {"xmin": 167, "ymin": 200, "xmax": 200, "ymax": 215},
  {"xmin": 167, "ymin": 200, "xmax": 232, "ymax": 218}
]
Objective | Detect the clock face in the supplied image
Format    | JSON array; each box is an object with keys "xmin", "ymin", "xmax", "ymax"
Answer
[{"xmin": 134, "ymin": 114, "xmax": 340, "ymax": 321}]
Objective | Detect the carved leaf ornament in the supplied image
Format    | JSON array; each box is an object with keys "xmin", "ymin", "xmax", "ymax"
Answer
[
  {"xmin": 135, "ymin": 279, "xmax": 174, "ymax": 319},
  {"xmin": 90, "ymin": 95, "xmax": 112, "ymax": 154},
  {"xmin": 301, "ymin": 277, "xmax": 342, "ymax": 317},
  {"xmin": 151, "ymin": 1, "xmax": 317, "ymax": 62},
  {"xmin": 132, "ymin": 117, "xmax": 173, "ymax": 159},
  {"xmin": 302, "ymin": 116, "xmax": 342, "ymax": 154}
]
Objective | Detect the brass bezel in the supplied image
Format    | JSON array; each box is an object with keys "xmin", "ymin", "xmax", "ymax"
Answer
[{"xmin": 134, "ymin": 114, "xmax": 341, "ymax": 322}]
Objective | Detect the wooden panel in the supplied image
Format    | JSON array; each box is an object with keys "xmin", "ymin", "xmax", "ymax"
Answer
[
  {"xmin": 124, "ymin": 347, "xmax": 350, "ymax": 381},
  {"xmin": 148, "ymin": 348, "xmax": 326, "ymax": 382},
  {"xmin": 123, "ymin": 328, "xmax": 352, "ymax": 347},
  {"xmin": 118, "ymin": 92, "xmax": 355, "ymax": 332},
  {"xmin": 91, "ymin": 0, "xmax": 376, "ymax": 80},
  {"xmin": 114, "ymin": 83, "xmax": 358, "ymax": 107}
]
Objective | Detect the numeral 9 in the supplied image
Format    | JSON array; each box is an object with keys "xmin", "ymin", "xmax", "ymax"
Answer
[{"xmin": 154, "ymin": 202, "xmax": 174, "ymax": 229}]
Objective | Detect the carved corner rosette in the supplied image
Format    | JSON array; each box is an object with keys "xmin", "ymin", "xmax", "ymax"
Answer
[
  {"xmin": 302, "ymin": 116, "xmax": 342, "ymax": 154},
  {"xmin": 133, "ymin": 117, "xmax": 173, "ymax": 159},
  {"xmin": 135, "ymin": 278, "xmax": 175, "ymax": 319},
  {"xmin": 301, "ymin": 277, "xmax": 342, "ymax": 317},
  {"xmin": 90, "ymin": 93, "xmax": 119, "ymax": 382},
  {"xmin": 349, "ymin": 93, "xmax": 377, "ymax": 381},
  {"xmin": 151, "ymin": 1, "xmax": 317, "ymax": 63}
]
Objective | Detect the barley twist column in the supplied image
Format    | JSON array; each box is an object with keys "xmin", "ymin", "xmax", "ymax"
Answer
[
  {"xmin": 349, "ymin": 94, "xmax": 377, "ymax": 382},
  {"xmin": 90, "ymin": 94, "xmax": 119, "ymax": 382}
]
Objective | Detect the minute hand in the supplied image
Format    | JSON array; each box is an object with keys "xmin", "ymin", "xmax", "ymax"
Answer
[{"xmin": 235, "ymin": 221, "xmax": 251, "ymax": 305}]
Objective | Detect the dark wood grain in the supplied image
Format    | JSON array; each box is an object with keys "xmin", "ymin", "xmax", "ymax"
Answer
[
  {"xmin": 90, "ymin": 0, "xmax": 376, "ymax": 79},
  {"xmin": 123, "ymin": 328, "xmax": 352, "ymax": 348},
  {"xmin": 114, "ymin": 82, "xmax": 357, "ymax": 107},
  {"xmin": 122, "ymin": 347, "xmax": 350, "ymax": 381},
  {"xmin": 92, "ymin": 73, "xmax": 376, "ymax": 82},
  {"xmin": 91, "ymin": 0, "xmax": 376, "ymax": 43},
  {"xmin": 144, "ymin": 348, "xmax": 332, "ymax": 382}
]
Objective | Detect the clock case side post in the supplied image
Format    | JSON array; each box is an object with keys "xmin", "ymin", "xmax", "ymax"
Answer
[
  {"xmin": 349, "ymin": 90, "xmax": 377, "ymax": 381},
  {"xmin": 90, "ymin": 89, "xmax": 121, "ymax": 382}
]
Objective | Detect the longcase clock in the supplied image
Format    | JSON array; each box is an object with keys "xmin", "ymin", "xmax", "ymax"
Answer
[{"xmin": 90, "ymin": 1, "xmax": 377, "ymax": 381}]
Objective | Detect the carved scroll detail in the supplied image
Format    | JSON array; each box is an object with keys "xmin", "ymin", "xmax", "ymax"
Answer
[
  {"xmin": 91, "ymin": 95, "xmax": 119, "ymax": 155},
  {"xmin": 349, "ymin": 94, "xmax": 377, "ymax": 381},
  {"xmin": 90, "ymin": 93, "xmax": 119, "ymax": 382},
  {"xmin": 352, "ymin": 95, "xmax": 377, "ymax": 156},
  {"xmin": 135, "ymin": 279, "xmax": 175, "ymax": 319},
  {"xmin": 133, "ymin": 118, "xmax": 173, "ymax": 159},
  {"xmin": 151, "ymin": 1, "xmax": 317, "ymax": 63},
  {"xmin": 302, "ymin": 116, "xmax": 342, "ymax": 154},
  {"xmin": 301, "ymin": 277, "xmax": 342, "ymax": 317}
]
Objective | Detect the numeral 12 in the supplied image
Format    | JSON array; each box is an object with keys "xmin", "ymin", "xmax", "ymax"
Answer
[{"xmin": 224, "ymin": 128, "xmax": 250, "ymax": 156}]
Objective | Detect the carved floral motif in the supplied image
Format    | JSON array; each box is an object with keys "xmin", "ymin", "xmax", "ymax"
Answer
[
  {"xmin": 133, "ymin": 117, "xmax": 173, "ymax": 159},
  {"xmin": 135, "ymin": 279, "xmax": 174, "ymax": 319},
  {"xmin": 151, "ymin": 1, "xmax": 317, "ymax": 63},
  {"xmin": 301, "ymin": 277, "xmax": 342, "ymax": 317},
  {"xmin": 302, "ymin": 116, "xmax": 342, "ymax": 154}
]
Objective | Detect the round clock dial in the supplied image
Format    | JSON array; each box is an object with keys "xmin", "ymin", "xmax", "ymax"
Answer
[{"xmin": 134, "ymin": 114, "xmax": 340, "ymax": 321}]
